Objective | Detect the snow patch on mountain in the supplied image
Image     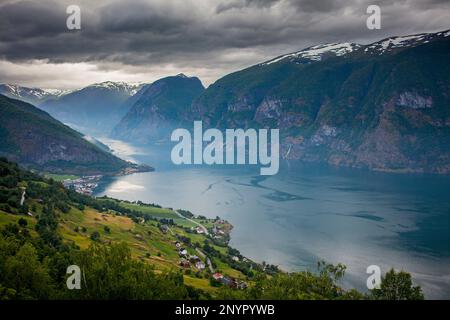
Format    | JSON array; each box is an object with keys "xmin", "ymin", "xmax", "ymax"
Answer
[
  {"xmin": 261, "ymin": 29, "xmax": 450, "ymax": 66},
  {"xmin": 0, "ymin": 84, "xmax": 70, "ymax": 104},
  {"xmin": 86, "ymin": 81, "xmax": 144, "ymax": 96},
  {"xmin": 364, "ymin": 30, "xmax": 450, "ymax": 55},
  {"xmin": 42, "ymin": 88, "xmax": 72, "ymax": 97},
  {"xmin": 437, "ymin": 30, "xmax": 450, "ymax": 37},
  {"xmin": 364, "ymin": 33, "xmax": 429, "ymax": 54},
  {"xmin": 263, "ymin": 43, "xmax": 360, "ymax": 65}
]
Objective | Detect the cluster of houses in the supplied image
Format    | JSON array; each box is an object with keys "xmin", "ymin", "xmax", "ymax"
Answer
[
  {"xmin": 62, "ymin": 175, "xmax": 102, "ymax": 195},
  {"xmin": 211, "ymin": 220, "xmax": 228, "ymax": 240},
  {"xmin": 212, "ymin": 272, "xmax": 247, "ymax": 290},
  {"xmin": 174, "ymin": 241, "xmax": 248, "ymax": 290},
  {"xmin": 176, "ymin": 241, "xmax": 206, "ymax": 270},
  {"xmin": 172, "ymin": 218, "xmax": 248, "ymax": 290},
  {"xmin": 194, "ymin": 226, "xmax": 205, "ymax": 234}
]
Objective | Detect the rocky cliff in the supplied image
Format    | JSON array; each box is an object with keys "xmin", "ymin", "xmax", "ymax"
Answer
[{"xmin": 189, "ymin": 30, "xmax": 450, "ymax": 173}]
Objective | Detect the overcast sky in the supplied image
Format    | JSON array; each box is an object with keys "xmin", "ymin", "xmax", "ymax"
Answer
[{"xmin": 0, "ymin": 0, "xmax": 449, "ymax": 89}]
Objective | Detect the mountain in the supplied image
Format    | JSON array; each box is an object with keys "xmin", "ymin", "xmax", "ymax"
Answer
[
  {"xmin": 119, "ymin": 83, "xmax": 153, "ymax": 112},
  {"xmin": 0, "ymin": 94, "xmax": 148, "ymax": 175},
  {"xmin": 189, "ymin": 30, "xmax": 450, "ymax": 174},
  {"xmin": 262, "ymin": 42, "xmax": 362, "ymax": 65},
  {"xmin": 39, "ymin": 81, "xmax": 146, "ymax": 135},
  {"xmin": 0, "ymin": 84, "xmax": 68, "ymax": 105},
  {"xmin": 111, "ymin": 74, "xmax": 205, "ymax": 144}
]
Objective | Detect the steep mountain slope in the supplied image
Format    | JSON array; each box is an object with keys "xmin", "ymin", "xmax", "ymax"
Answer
[
  {"xmin": 0, "ymin": 94, "xmax": 141, "ymax": 174},
  {"xmin": 0, "ymin": 84, "xmax": 68, "ymax": 105},
  {"xmin": 119, "ymin": 83, "xmax": 153, "ymax": 112},
  {"xmin": 190, "ymin": 30, "xmax": 450, "ymax": 173},
  {"xmin": 111, "ymin": 74, "xmax": 205, "ymax": 144},
  {"xmin": 39, "ymin": 81, "xmax": 145, "ymax": 135}
]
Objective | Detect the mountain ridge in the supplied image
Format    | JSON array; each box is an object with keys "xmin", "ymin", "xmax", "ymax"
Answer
[
  {"xmin": 0, "ymin": 94, "xmax": 150, "ymax": 175},
  {"xmin": 187, "ymin": 29, "xmax": 450, "ymax": 174},
  {"xmin": 111, "ymin": 74, "xmax": 205, "ymax": 144},
  {"xmin": 3, "ymin": 29, "xmax": 450, "ymax": 173},
  {"xmin": 260, "ymin": 29, "xmax": 450, "ymax": 65},
  {"xmin": 0, "ymin": 84, "xmax": 69, "ymax": 105},
  {"xmin": 38, "ymin": 81, "xmax": 148, "ymax": 136}
]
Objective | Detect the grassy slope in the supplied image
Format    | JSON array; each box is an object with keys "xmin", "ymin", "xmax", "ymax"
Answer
[
  {"xmin": 44, "ymin": 174, "xmax": 80, "ymax": 182},
  {"xmin": 0, "ymin": 195, "xmax": 248, "ymax": 293}
]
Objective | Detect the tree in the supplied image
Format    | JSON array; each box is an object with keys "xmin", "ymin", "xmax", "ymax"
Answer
[
  {"xmin": 370, "ymin": 269, "xmax": 424, "ymax": 300},
  {"xmin": 3, "ymin": 243, "xmax": 54, "ymax": 299},
  {"xmin": 67, "ymin": 243, "xmax": 189, "ymax": 299},
  {"xmin": 90, "ymin": 231, "xmax": 101, "ymax": 242},
  {"xmin": 17, "ymin": 218, "xmax": 27, "ymax": 227},
  {"xmin": 35, "ymin": 204, "xmax": 60, "ymax": 247}
]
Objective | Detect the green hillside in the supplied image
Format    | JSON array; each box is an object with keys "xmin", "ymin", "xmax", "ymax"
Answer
[
  {"xmin": 0, "ymin": 94, "xmax": 143, "ymax": 175},
  {"xmin": 0, "ymin": 158, "xmax": 264, "ymax": 298}
]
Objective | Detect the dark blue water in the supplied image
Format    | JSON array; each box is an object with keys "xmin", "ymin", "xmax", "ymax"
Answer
[{"xmin": 94, "ymin": 140, "xmax": 450, "ymax": 299}]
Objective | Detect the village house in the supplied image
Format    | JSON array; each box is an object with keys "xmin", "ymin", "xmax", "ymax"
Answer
[
  {"xmin": 195, "ymin": 261, "xmax": 206, "ymax": 270},
  {"xmin": 212, "ymin": 272, "xmax": 223, "ymax": 280},
  {"xmin": 189, "ymin": 255, "xmax": 200, "ymax": 262},
  {"xmin": 179, "ymin": 258, "xmax": 191, "ymax": 268},
  {"xmin": 195, "ymin": 226, "xmax": 204, "ymax": 234},
  {"xmin": 212, "ymin": 226, "xmax": 225, "ymax": 236},
  {"xmin": 220, "ymin": 277, "xmax": 236, "ymax": 288}
]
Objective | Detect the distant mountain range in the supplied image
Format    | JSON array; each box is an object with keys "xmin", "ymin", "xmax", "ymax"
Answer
[
  {"xmin": 0, "ymin": 81, "xmax": 145, "ymax": 136},
  {"xmin": 0, "ymin": 84, "xmax": 69, "ymax": 105},
  {"xmin": 0, "ymin": 94, "xmax": 150, "ymax": 175},
  {"xmin": 39, "ymin": 81, "xmax": 145, "ymax": 135},
  {"xmin": 2, "ymin": 29, "xmax": 450, "ymax": 173}
]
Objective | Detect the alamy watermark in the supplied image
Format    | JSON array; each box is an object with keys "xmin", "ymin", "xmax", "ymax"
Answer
[
  {"xmin": 366, "ymin": 5, "xmax": 381, "ymax": 30},
  {"xmin": 171, "ymin": 121, "xmax": 280, "ymax": 176},
  {"xmin": 66, "ymin": 5, "xmax": 81, "ymax": 30},
  {"xmin": 66, "ymin": 265, "xmax": 81, "ymax": 290},
  {"xmin": 366, "ymin": 265, "xmax": 381, "ymax": 289}
]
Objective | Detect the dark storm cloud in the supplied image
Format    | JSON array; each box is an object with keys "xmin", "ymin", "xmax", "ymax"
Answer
[
  {"xmin": 216, "ymin": 0, "xmax": 280, "ymax": 13},
  {"xmin": 0, "ymin": 0, "xmax": 449, "ymax": 88},
  {"xmin": 0, "ymin": 1, "xmax": 66, "ymax": 41},
  {"xmin": 287, "ymin": 0, "xmax": 345, "ymax": 12}
]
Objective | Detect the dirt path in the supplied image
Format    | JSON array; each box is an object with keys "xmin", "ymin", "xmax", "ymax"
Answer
[{"xmin": 173, "ymin": 210, "xmax": 209, "ymax": 235}]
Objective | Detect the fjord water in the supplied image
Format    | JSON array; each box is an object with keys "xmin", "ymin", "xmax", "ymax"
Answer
[{"xmin": 94, "ymin": 141, "xmax": 450, "ymax": 299}]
